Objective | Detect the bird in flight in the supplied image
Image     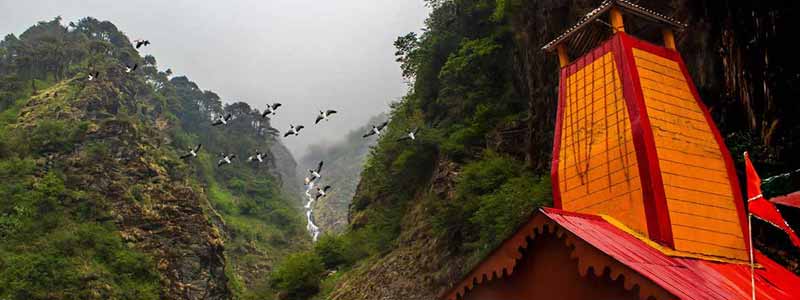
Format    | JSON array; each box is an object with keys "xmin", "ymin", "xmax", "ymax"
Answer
[
  {"xmin": 261, "ymin": 103, "xmax": 282, "ymax": 118},
  {"xmin": 180, "ymin": 144, "xmax": 202, "ymax": 159},
  {"xmin": 284, "ymin": 124, "xmax": 304, "ymax": 137},
  {"xmin": 309, "ymin": 161, "xmax": 323, "ymax": 181},
  {"xmin": 397, "ymin": 128, "xmax": 420, "ymax": 141},
  {"xmin": 363, "ymin": 121, "xmax": 389, "ymax": 138},
  {"xmin": 211, "ymin": 114, "xmax": 233, "ymax": 126},
  {"xmin": 134, "ymin": 39, "xmax": 150, "ymax": 49},
  {"xmin": 125, "ymin": 64, "xmax": 138, "ymax": 73},
  {"xmin": 315, "ymin": 110, "xmax": 338, "ymax": 124},
  {"xmin": 88, "ymin": 71, "xmax": 100, "ymax": 81},
  {"xmin": 217, "ymin": 153, "xmax": 236, "ymax": 166},
  {"xmin": 248, "ymin": 151, "xmax": 265, "ymax": 163},
  {"xmin": 315, "ymin": 185, "xmax": 332, "ymax": 200}
]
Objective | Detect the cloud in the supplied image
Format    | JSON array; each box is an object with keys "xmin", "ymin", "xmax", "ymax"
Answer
[{"xmin": 0, "ymin": 0, "xmax": 428, "ymax": 156}]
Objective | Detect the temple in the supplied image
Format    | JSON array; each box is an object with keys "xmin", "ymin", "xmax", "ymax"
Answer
[{"xmin": 440, "ymin": 1, "xmax": 800, "ymax": 299}]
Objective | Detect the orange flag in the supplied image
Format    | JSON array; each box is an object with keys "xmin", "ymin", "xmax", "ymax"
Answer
[{"xmin": 745, "ymin": 152, "xmax": 800, "ymax": 248}]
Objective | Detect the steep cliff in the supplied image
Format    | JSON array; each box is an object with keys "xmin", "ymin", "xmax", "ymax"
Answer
[
  {"xmin": 0, "ymin": 17, "xmax": 308, "ymax": 299},
  {"xmin": 271, "ymin": 141, "xmax": 301, "ymax": 201},
  {"xmin": 324, "ymin": 1, "xmax": 800, "ymax": 299}
]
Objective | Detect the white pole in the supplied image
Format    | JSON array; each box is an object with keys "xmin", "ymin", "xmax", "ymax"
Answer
[{"xmin": 748, "ymin": 213, "xmax": 756, "ymax": 300}]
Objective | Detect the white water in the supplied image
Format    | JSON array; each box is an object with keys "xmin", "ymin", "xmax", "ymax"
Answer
[{"xmin": 304, "ymin": 182, "xmax": 321, "ymax": 241}]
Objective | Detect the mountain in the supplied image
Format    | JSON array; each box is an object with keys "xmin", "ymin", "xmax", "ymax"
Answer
[
  {"xmin": 0, "ymin": 17, "xmax": 308, "ymax": 299},
  {"xmin": 3, "ymin": 1, "xmax": 799, "ymax": 299},
  {"xmin": 296, "ymin": 113, "xmax": 384, "ymax": 234},
  {"xmin": 261, "ymin": 1, "xmax": 800, "ymax": 300}
]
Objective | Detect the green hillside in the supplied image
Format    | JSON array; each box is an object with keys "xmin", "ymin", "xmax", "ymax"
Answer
[{"xmin": 0, "ymin": 17, "xmax": 308, "ymax": 300}]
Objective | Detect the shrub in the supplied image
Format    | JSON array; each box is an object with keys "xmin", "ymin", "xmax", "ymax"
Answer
[
  {"xmin": 456, "ymin": 151, "xmax": 522, "ymax": 196},
  {"xmin": 269, "ymin": 251, "xmax": 325, "ymax": 300},
  {"xmin": 313, "ymin": 234, "xmax": 349, "ymax": 269},
  {"xmin": 432, "ymin": 151, "xmax": 552, "ymax": 259},
  {"xmin": 26, "ymin": 120, "xmax": 88, "ymax": 155},
  {"xmin": 469, "ymin": 176, "xmax": 551, "ymax": 251}
]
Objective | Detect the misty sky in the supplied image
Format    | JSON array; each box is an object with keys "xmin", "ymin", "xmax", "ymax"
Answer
[{"xmin": 0, "ymin": 0, "xmax": 429, "ymax": 157}]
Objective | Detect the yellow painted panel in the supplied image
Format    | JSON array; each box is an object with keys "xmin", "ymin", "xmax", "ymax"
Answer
[
  {"xmin": 652, "ymin": 124, "xmax": 719, "ymax": 144},
  {"xmin": 673, "ymin": 238, "xmax": 749, "ymax": 261},
  {"xmin": 662, "ymin": 186, "xmax": 740, "ymax": 208},
  {"xmin": 672, "ymin": 230, "xmax": 746, "ymax": 251},
  {"xmin": 558, "ymin": 52, "xmax": 649, "ymax": 236},
  {"xmin": 633, "ymin": 49, "xmax": 681, "ymax": 70},
  {"xmin": 659, "ymin": 161, "xmax": 730, "ymax": 184},
  {"xmin": 634, "ymin": 48, "xmax": 747, "ymax": 261},
  {"xmin": 666, "ymin": 201, "xmax": 740, "ymax": 222},
  {"xmin": 654, "ymin": 148, "xmax": 727, "ymax": 170},
  {"xmin": 670, "ymin": 213, "xmax": 743, "ymax": 237},
  {"xmin": 661, "ymin": 173, "xmax": 734, "ymax": 196},
  {"xmin": 641, "ymin": 88, "xmax": 703, "ymax": 109},
  {"xmin": 561, "ymin": 162, "xmax": 639, "ymax": 191},
  {"xmin": 652, "ymin": 131, "xmax": 719, "ymax": 150},
  {"xmin": 640, "ymin": 78, "xmax": 693, "ymax": 99},
  {"xmin": 641, "ymin": 92, "xmax": 708, "ymax": 120}
]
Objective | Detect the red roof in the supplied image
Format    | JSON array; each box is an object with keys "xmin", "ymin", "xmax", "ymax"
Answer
[
  {"xmin": 771, "ymin": 192, "xmax": 800, "ymax": 209},
  {"xmin": 443, "ymin": 208, "xmax": 800, "ymax": 300},
  {"xmin": 542, "ymin": 208, "xmax": 800, "ymax": 300}
]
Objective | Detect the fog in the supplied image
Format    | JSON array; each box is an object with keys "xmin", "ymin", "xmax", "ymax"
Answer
[{"xmin": 0, "ymin": 0, "xmax": 429, "ymax": 156}]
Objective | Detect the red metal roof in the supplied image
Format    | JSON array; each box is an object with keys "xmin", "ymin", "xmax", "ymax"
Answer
[
  {"xmin": 442, "ymin": 208, "xmax": 800, "ymax": 300},
  {"xmin": 542, "ymin": 208, "xmax": 800, "ymax": 300},
  {"xmin": 771, "ymin": 192, "xmax": 800, "ymax": 209}
]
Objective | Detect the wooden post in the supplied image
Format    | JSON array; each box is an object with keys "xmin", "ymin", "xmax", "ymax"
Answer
[
  {"xmin": 610, "ymin": 7, "xmax": 625, "ymax": 33},
  {"xmin": 662, "ymin": 28, "xmax": 677, "ymax": 50},
  {"xmin": 557, "ymin": 44, "xmax": 570, "ymax": 68}
]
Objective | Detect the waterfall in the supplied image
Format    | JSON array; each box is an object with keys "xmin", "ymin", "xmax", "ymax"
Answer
[{"xmin": 304, "ymin": 181, "xmax": 321, "ymax": 241}]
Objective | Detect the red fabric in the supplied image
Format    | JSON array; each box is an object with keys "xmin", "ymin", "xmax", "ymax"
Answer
[
  {"xmin": 542, "ymin": 208, "xmax": 800, "ymax": 300},
  {"xmin": 745, "ymin": 153, "xmax": 800, "ymax": 248},
  {"xmin": 771, "ymin": 192, "xmax": 800, "ymax": 209},
  {"xmin": 744, "ymin": 152, "xmax": 764, "ymax": 201}
]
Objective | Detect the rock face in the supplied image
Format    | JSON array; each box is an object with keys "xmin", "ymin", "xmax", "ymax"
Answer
[
  {"xmin": 270, "ymin": 141, "xmax": 301, "ymax": 202},
  {"xmin": 329, "ymin": 1, "xmax": 800, "ymax": 299},
  {"xmin": 332, "ymin": 157, "xmax": 467, "ymax": 300},
  {"xmin": 17, "ymin": 77, "xmax": 232, "ymax": 299}
]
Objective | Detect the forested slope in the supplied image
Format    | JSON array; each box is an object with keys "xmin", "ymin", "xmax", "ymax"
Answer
[
  {"xmin": 264, "ymin": 1, "xmax": 800, "ymax": 300},
  {"xmin": 0, "ymin": 17, "xmax": 308, "ymax": 300}
]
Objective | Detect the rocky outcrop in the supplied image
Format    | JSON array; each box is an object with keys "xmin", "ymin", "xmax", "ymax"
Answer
[
  {"xmin": 270, "ymin": 141, "xmax": 300, "ymax": 202},
  {"xmin": 332, "ymin": 157, "xmax": 467, "ymax": 300},
  {"xmin": 18, "ymin": 78, "xmax": 232, "ymax": 299}
]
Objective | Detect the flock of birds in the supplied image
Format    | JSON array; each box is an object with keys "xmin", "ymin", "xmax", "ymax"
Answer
[{"xmin": 85, "ymin": 38, "xmax": 423, "ymax": 236}]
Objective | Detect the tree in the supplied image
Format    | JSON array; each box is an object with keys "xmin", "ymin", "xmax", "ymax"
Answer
[{"xmin": 269, "ymin": 252, "xmax": 325, "ymax": 299}]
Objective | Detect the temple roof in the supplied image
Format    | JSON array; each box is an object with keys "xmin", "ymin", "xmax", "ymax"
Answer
[
  {"xmin": 542, "ymin": 0, "xmax": 687, "ymax": 53},
  {"xmin": 441, "ymin": 208, "xmax": 800, "ymax": 300}
]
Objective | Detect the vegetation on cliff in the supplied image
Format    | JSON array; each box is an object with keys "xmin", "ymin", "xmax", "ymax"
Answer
[
  {"xmin": 269, "ymin": 1, "xmax": 552, "ymax": 299},
  {"xmin": 0, "ymin": 17, "xmax": 307, "ymax": 299},
  {"xmin": 272, "ymin": 1, "xmax": 800, "ymax": 299}
]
